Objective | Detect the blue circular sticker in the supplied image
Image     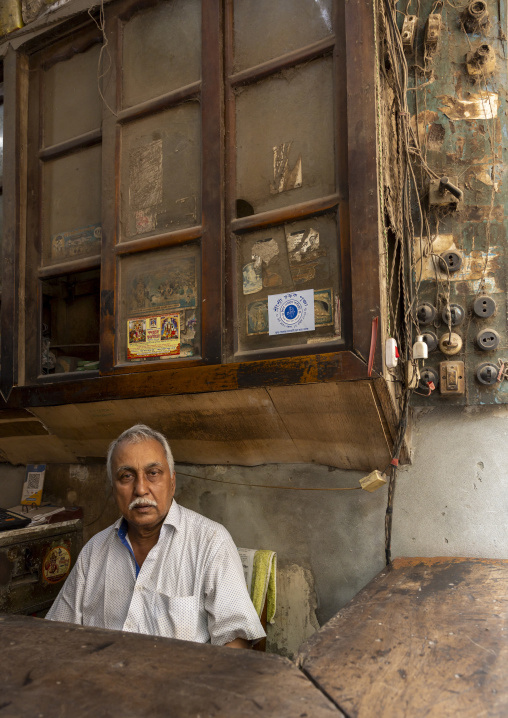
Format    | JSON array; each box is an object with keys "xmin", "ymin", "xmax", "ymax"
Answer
[
  {"xmin": 278, "ymin": 297, "xmax": 306, "ymax": 327},
  {"xmin": 284, "ymin": 304, "xmax": 298, "ymax": 320}
]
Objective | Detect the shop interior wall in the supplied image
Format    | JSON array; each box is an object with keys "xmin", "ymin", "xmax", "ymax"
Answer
[{"xmin": 0, "ymin": 458, "xmax": 387, "ymax": 658}]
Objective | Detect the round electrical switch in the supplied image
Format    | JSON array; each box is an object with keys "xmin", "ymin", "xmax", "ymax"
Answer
[
  {"xmin": 439, "ymin": 251, "xmax": 462, "ymax": 274},
  {"xmin": 421, "ymin": 331, "xmax": 438, "ymax": 352},
  {"xmin": 473, "ymin": 295, "xmax": 496, "ymax": 318},
  {"xmin": 439, "ymin": 332, "xmax": 463, "ymax": 355},
  {"xmin": 476, "ymin": 362, "xmax": 498, "ymax": 385},
  {"xmin": 417, "ymin": 303, "xmax": 436, "ymax": 325},
  {"xmin": 419, "ymin": 367, "xmax": 439, "ymax": 391},
  {"xmin": 441, "ymin": 304, "xmax": 465, "ymax": 327},
  {"xmin": 476, "ymin": 328, "xmax": 500, "ymax": 351}
]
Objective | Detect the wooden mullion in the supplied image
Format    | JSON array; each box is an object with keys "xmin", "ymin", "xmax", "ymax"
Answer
[
  {"xmin": 37, "ymin": 255, "xmax": 101, "ymax": 279},
  {"xmin": 200, "ymin": 0, "xmax": 223, "ymax": 364},
  {"xmin": 117, "ymin": 81, "xmax": 201, "ymax": 125},
  {"xmin": 38, "ymin": 128, "xmax": 102, "ymax": 161},
  {"xmin": 345, "ymin": 0, "xmax": 382, "ymax": 369},
  {"xmin": 39, "ymin": 25, "xmax": 102, "ymax": 70},
  {"xmin": 115, "ymin": 226, "xmax": 203, "ymax": 257},
  {"xmin": 99, "ymin": 9, "xmax": 120, "ymax": 373},
  {"xmin": 23, "ymin": 52, "xmax": 42, "ymax": 386},
  {"xmin": 334, "ymin": 0, "xmax": 352, "ymax": 349},
  {"xmin": 1, "ymin": 48, "xmax": 28, "ymax": 398},
  {"xmin": 229, "ymin": 35, "xmax": 335, "ymax": 88},
  {"xmin": 224, "ymin": 0, "xmax": 236, "ymax": 360},
  {"xmin": 231, "ymin": 194, "xmax": 340, "ymax": 234}
]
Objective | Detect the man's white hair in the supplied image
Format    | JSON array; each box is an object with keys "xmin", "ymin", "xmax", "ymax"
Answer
[{"xmin": 106, "ymin": 424, "xmax": 174, "ymax": 485}]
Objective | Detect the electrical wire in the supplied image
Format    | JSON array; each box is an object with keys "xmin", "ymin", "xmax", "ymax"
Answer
[{"xmin": 176, "ymin": 470, "xmax": 362, "ymax": 492}]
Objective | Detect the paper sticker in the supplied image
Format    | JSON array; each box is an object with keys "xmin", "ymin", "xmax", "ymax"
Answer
[
  {"xmin": 270, "ymin": 142, "xmax": 302, "ymax": 194},
  {"xmin": 247, "ymin": 290, "xmax": 332, "ymax": 336},
  {"xmin": 21, "ymin": 464, "xmax": 46, "ymax": 506},
  {"xmin": 242, "ymin": 258, "xmax": 263, "ymax": 295},
  {"xmin": 51, "ymin": 224, "xmax": 101, "ymax": 261},
  {"xmin": 314, "ymin": 289, "xmax": 334, "ymax": 326},
  {"xmin": 286, "ymin": 227, "xmax": 325, "ymax": 284},
  {"xmin": 268, "ymin": 289, "xmax": 315, "ymax": 336},
  {"xmin": 129, "ymin": 257, "xmax": 197, "ymax": 315},
  {"xmin": 43, "ymin": 546, "xmax": 71, "ymax": 584},
  {"xmin": 135, "ymin": 209, "xmax": 156, "ymax": 234},
  {"xmin": 252, "ymin": 237, "xmax": 279, "ymax": 265},
  {"xmin": 129, "ymin": 140, "xmax": 163, "ymax": 211},
  {"xmin": 127, "ymin": 314, "xmax": 180, "ymax": 360},
  {"xmin": 247, "ymin": 300, "xmax": 269, "ymax": 335}
]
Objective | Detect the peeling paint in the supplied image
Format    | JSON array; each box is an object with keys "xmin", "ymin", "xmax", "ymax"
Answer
[
  {"xmin": 415, "ymin": 235, "xmax": 501, "ymax": 287},
  {"xmin": 474, "ymin": 170, "xmax": 499, "ymax": 191},
  {"xmin": 439, "ymin": 92, "xmax": 499, "ymax": 121},
  {"xmin": 410, "ymin": 110, "xmax": 438, "ymax": 141}
]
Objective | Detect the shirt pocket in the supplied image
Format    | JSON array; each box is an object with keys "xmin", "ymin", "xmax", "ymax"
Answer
[{"xmin": 150, "ymin": 592, "xmax": 201, "ymax": 641}]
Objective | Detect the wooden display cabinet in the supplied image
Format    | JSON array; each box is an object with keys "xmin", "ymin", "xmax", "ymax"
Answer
[{"xmin": 0, "ymin": 0, "xmax": 405, "ymax": 471}]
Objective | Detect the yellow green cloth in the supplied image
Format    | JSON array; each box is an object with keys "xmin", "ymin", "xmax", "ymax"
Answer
[{"xmin": 251, "ymin": 549, "xmax": 277, "ymax": 624}]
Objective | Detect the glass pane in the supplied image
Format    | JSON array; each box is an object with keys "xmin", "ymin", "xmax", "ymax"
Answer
[
  {"xmin": 122, "ymin": 0, "xmax": 201, "ymax": 109},
  {"xmin": 42, "ymin": 43, "xmax": 102, "ymax": 148},
  {"xmin": 233, "ymin": 0, "xmax": 333, "ymax": 72},
  {"xmin": 236, "ymin": 214, "xmax": 341, "ymax": 353},
  {"xmin": 120, "ymin": 103, "xmax": 201, "ymax": 240},
  {"xmin": 118, "ymin": 244, "xmax": 201, "ymax": 364},
  {"xmin": 41, "ymin": 145, "xmax": 102, "ymax": 266},
  {"xmin": 41, "ymin": 270, "xmax": 100, "ymax": 375},
  {"xmin": 235, "ymin": 58, "xmax": 335, "ymax": 216}
]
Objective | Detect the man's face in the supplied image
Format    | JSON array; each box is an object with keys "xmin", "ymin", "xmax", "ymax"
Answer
[{"xmin": 111, "ymin": 438, "xmax": 175, "ymax": 532}]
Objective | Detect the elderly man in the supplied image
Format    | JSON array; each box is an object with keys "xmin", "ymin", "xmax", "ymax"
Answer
[{"xmin": 46, "ymin": 424, "xmax": 265, "ymax": 648}]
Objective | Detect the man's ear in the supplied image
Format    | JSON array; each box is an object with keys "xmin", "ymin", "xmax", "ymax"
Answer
[{"xmin": 171, "ymin": 471, "xmax": 176, "ymax": 491}]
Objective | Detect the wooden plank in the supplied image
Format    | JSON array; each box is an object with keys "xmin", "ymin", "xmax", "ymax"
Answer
[
  {"xmin": 0, "ymin": 420, "xmax": 48, "ymax": 438},
  {"xmin": 29, "ymin": 389, "xmax": 300, "ymax": 465},
  {"xmin": 8, "ymin": 351, "xmax": 368, "ymax": 408},
  {"xmin": 345, "ymin": 0, "xmax": 382, "ymax": 371},
  {"xmin": 298, "ymin": 558, "xmax": 508, "ymax": 717},
  {"xmin": 0, "ymin": 434, "xmax": 78, "ymax": 464},
  {"xmin": 0, "ymin": 614, "xmax": 343, "ymax": 718},
  {"xmin": 98, "ymin": 5, "xmax": 120, "ymax": 373},
  {"xmin": 18, "ymin": 380, "xmax": 392, "ymax": 470},
  {"xmin": 1, "ymin": 47, "xmax": 28, "ymax": 399},
  {"xmin": 267, "ymin": 381, "xmax": 392, "ymax": 471},
  {"xmin": 200, "ymin": 0, "xmax": 223, "ymax": 365}
]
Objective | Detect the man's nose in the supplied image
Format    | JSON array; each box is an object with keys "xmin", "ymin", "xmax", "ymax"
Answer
[{"xmin": 133, "ymin": 474, "xmax": 150, "ymax": 495}]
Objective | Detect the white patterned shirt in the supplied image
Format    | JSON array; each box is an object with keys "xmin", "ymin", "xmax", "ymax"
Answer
[{"xmin": 46, "ymin": 501, "xmax": 266, "ymax": 645}]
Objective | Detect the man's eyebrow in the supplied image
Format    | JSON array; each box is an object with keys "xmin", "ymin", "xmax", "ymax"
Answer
[
  {"xmin": 144, "ymin": 462, "xmax": 163, "ymax": 470},
  {"xmin": 116, "ymin": 464, "xmax": 135, "ymax": 476}
]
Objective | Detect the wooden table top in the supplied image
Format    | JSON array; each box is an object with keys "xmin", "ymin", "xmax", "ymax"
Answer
[
  {"xmin": 0, "ymin": 613, "xmax": 341, "ymax": 718},
  {"xmin": 297, "ymin": 557, "xmax": 508, "ymax": 718}
]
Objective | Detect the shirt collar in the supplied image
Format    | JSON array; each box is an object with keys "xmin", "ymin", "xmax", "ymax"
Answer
[{"xmin": 114, "ymin": 499, "xmax": 181, "ymax": 533}]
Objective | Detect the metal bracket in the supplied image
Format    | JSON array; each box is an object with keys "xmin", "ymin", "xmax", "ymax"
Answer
[{"xmin": 429, "ymin": 176, "xmax": 462, "ymax": 208}]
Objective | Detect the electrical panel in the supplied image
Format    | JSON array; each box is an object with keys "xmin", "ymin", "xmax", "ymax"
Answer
[{"xmin": 403, "ymin": 0, "xmax": 508, "ymax": 406}]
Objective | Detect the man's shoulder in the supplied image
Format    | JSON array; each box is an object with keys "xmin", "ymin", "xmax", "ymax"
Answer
[
  {"xmin": 81, "ymin": 520, "xmax": 119, "ymax": 556},
  {"xmin": 176, "ymin": 504, "xmax": 232, "ymax": 545}
]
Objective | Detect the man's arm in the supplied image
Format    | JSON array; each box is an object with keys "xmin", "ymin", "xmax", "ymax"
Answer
[
  {"xmin": 204, "ymin": 533, "xmax": 266, "ymax": 647},
  {"xmin": 224, "ymin": 637, "xmax": 251, "ymax": 649},
  {"xmin": 45, "ymin": 552, "xmax": 85, "ymax": 625}
]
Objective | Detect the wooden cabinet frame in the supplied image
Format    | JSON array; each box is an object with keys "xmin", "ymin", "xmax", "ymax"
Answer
[{"xmin": 0, "ymin": 0, "xmax": 383, "ymax": 410}]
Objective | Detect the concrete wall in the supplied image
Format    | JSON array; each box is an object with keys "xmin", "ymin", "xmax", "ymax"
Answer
[
  {"xmin": 392, "ymin": 406, "xmax": 508, "ymax": 558},
  {"xmin": 175, "ymin": 463, "xmax": 386, "ymax": 657}
]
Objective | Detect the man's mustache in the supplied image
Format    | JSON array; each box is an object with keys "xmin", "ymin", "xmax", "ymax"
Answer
[{"xmin": 129, "ymin": 498, "xmax": 158, "ymax": 510}]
